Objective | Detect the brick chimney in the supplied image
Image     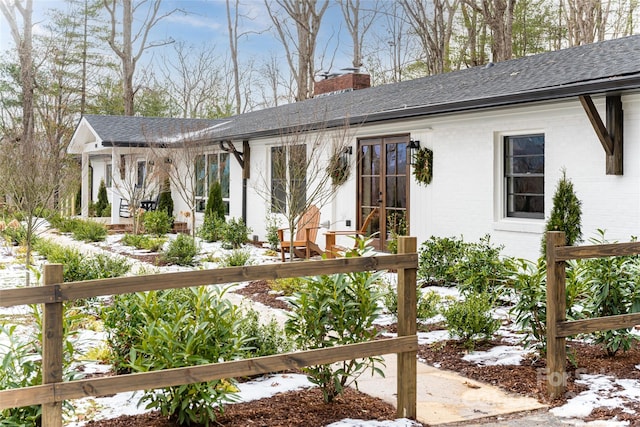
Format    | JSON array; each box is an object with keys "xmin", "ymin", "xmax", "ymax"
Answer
[{"xmin": 313, "ymin": 73, "xmax": 370, "ymax": 97}]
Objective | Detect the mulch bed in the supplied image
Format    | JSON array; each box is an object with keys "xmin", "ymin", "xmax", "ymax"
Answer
[{"xmin": 80, "ymin": 279, "xmax": 640, "ymax": 425}]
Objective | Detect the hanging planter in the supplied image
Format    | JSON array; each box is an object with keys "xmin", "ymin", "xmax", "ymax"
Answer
[
  {"xmin": 326, "ymin": 146, "xmax": 351, "ymax": 187},
  {"xmin": 413, "ymin": 147, "xmax": 433, "ymax": 186}
]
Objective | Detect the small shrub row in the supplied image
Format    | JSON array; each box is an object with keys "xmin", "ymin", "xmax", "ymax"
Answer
[
  {"xmin": 34, "ymin": 239, "xmax": 131, "ymax": 282},
  {"xmin": 49, "ymin": 215, "xmax": 107, "ymax": 242},
  {"xmin": 120, "ymin": 233, "xmax": 166, "ymax": 252}
]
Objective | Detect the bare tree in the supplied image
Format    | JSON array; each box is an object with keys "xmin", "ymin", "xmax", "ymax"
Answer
[
  {"xmin": 561, "ymin": 0, "xmax": 614, "ymax": 46},
  {"xmin": 254, "ymin": 115, "xmax": 355, "ymax": 261},
  {"xmin": 338, "ymin": 0, "xmax": 379, "ymax": 69},
  {"xmin": 103, "ymin": 0, "xmax": 177, "ymax": 116},
  {"xmin": 0, "ymin": 135, "xmax": 78, "ymax": 285},
  {"xmin": 402, "ymin": 0, "xmax": 459, "ymax": 74},
  {"xmin": 158, "ymin": 42, "xmax": 223, "ymax": 118},
  {"xmin": 226, "ymin": 0, "xmax": 243, "ymax": 115},
  {"xmin": 461, "ymin": 0, "xmax": 515, "ymax": 62},
  {"xmin": 265, "ymin": 0, "xmax": 329, "ymax": 101}
]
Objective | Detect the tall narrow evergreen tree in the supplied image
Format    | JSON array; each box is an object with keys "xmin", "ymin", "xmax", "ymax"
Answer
[
  {"xmin": 95, "ymin": 179, "xmax": 108, "ymax": 216},
  {"xmin": 205, "ymin": 180, "xmax": 225, "ymax": 220},
  {"xmin": 157, "ymin": 178, "xmax": 174, "ymax": 219},
  {"xmin": 542, "ymin": 168, "xmax": 582, "ymax": 255}
]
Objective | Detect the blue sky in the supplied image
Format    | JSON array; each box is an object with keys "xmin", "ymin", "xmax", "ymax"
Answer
[{"xmin": 1, "ymin": 0, "xmax": 368, "ymax": 74}]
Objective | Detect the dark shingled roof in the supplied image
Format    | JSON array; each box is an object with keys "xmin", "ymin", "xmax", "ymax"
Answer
[{"xmin": 82, "ymin": 35, "xmax": 640, "ymax": 146}]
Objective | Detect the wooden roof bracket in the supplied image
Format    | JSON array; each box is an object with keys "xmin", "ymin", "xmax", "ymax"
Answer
[
  {"xmin": 218, "ymin": 140, "xmax": 250, "ymax": 179},
  {"xmin": 579, "ymin": 94, "xmax": 623, "ymax": 175}
]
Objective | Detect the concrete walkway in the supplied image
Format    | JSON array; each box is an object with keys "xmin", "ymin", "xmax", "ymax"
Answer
[{"xmin": 357, "ymin": 354, "xmax": 549, "ymax": 426}]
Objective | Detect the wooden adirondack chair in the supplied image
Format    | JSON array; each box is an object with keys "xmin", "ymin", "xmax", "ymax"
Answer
[
  {"xmin": 324, "ymin": 207, "xmax": 379, "ymax": 258},
  {"xmin": 277, "ymin": 205, "xmax": 323, "ymax": 262}
]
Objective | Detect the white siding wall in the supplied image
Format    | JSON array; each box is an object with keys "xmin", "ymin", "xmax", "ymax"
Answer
[{"xmin": 131, "ymin": 93, "xmax": 640, "ymax": 262}]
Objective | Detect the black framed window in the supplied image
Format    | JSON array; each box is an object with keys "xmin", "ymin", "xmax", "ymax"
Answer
[
  {"xmin": 271, "ymin": 145, "xmax": 306, "ymax": 213},
  {"xmin": 195, "ymin": 153, "xmax": 230, "ymax": 214},
  {"xmin": 504, "ymin": 134, "xmax": 544, "ymax": 219}
]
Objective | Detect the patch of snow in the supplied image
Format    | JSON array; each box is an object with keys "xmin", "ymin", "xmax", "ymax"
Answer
[
  {"xmin": 462, "ymin": 345, "xmax": 528, "ymax": 366},
  {"xmin": 234, "ymin": 373, "xmax": 313, "ymax": 402},
  {"xmin": 551, "ymin": 374, "xmax": 640, "ymax": 419}
]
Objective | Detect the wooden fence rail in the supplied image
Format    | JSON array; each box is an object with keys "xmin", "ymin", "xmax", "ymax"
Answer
[
  {"xmin": 546, "ymin": 231, "xmax": 640, "ymax": 398},
  {"xmin": 0, "ymin": 237, "xmax": 418, "ymax": 426}
]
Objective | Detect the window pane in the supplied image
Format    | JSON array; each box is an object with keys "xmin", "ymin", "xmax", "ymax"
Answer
[
  {"xmin": 195, "ymin": 155, "xmax": 205, "ymax": 197},
  {"xmin": 362, "ymin": 145, "xmax": 371, "ymax": 175},
  {"xmin": 289, "ymin": 145, "xmax": 307, "ymax": 213},
  {"xmin": 398, "ymin": 142, "xmax": 407, "ymax": 171},
  {"xmin": 386, "ymin": 177, "xmax": 395, "ymax": 207},
  {"xmin": 106, "ymin": 165, "xmax": 112, "ymax": 188},
  {"xmin": 220, "ymin": 153, "xmax": 230, "ymax": 199},
  {"xmin": 207, "ymin": 154, "xmax": 219, "ymax": 191},
  {"xmin": 137, "ymin": 161, "xmax": 146, "ymax": 188},
  {"xmin": 386, "ymin": 144, "xmax": 397, "ymax": 175},
  {"xmin": 397, "ymin": 176, "xmax": 406, "ymax": 208},
  {"xmin": 271, "ymin": 147, "xmax": 286, "ymax": 212}
]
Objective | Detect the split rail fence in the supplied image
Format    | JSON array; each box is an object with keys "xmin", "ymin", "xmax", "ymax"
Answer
[
  {"xmin": 0, "ymin": 237, "xmax": 419, "ymax": 427},
  {"xmin": 546, "ymin": 231, "xmax": 640, "ymax": 398}
]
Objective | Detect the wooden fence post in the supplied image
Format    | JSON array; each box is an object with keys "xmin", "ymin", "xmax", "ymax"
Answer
[
  {"xmin": 397, "ymin": 236, "xmax": 417, "ymax": 419},
  {"xmin": 546, "ymin": 231, "xmax": 567, "ymax": 399},
  {"xmin": 42, "ymin": 264, "xmax": 64, "ymax": 427}
]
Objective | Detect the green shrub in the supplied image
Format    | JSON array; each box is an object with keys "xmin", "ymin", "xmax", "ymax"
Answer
[
  {"xmin": 418, "ymin": 289, "xmax": 442, "ymax": 320},
  {"xmin": 34, "ymin": 239, "xmax": 130, "ymax": 282},
  {"xmin": 265, "ymin": 213, "xmax": 282, "ymax": 251},
  {"xmin": 72, "ymin": 220, "xmax": 107, "ymax": 242},
  {"xmin": 222, "ymin": 217, "xmax": 251, "ymax": 249},
  {"xmin": 205, "ymin": 180, "xmax": 226, "ymax": 220},
  {"xmin": 583, "ymin": 230, "xmax": 640, "ymax": 356},
  {"xmin": 143, "ymin": 210, "xmax": 172, "ymax": 236},
  {"xmin": 121, "ymin": 234, "xmax": 165, "ymax": 252},
  {"xmin": 442, "ymin": 291, "xmax": 500, "ymax": 350},
  {"xmin": 126, "ymin": 287, "xmax": 246, "ymax": 426},
  {"xmin": 238, "ymin": 309, "xmax": 292, "ymax": 358},
  {"xmin": 219, "ymin": 248, "xmax": 253, "ymax": 267},
  {"xmin": 95, "ymin": 179, "xmax": 109, "ymax": 217},
  {"xmin": 198, "ymin": 215, "xmax": 226, "ymax": 242},
  {"xmin": 541, "ymin": 168, "xmax": 582, "ymax": 255},
  {"xmin": 162, "ymin": 234, "xmax": 198, "ymax": 266},
  {"xmin": 509, "ymin": 258, "xmax": 548, "ymax": 351},
  {"xmin": 0, "ymin": 219, "xmax": 26, "ymax": 245},
  {"xmin": 157, "ymin": 178, "xmax": 174, "ymax": 218},
  {"xmin": 268, "ymin": 276, "xmax": 305, "ymax": 296},
  {"xmin": 49, "ymin": 216, "xmax": 83, "ymax": 233},
  {"xmin": 418, "ymin": 236, "xmax": 466, "ymax": 285},
  {"xmin": 285, "ymin": 270, "xmax": 383, "ymax": 403},
  {"xmin": 0, "ymin": 306, "xmax": 80, "ymax": 426},
  {"xmin": 451, "ymin": 235, "xmax": 512, "ymax": 296}
]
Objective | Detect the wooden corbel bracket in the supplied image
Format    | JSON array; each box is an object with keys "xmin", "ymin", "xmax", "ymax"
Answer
[
  {"xmin": 219, "ymin": 140, "xmax": 250, "ymax": 179},
  {"xmin": 579, "ymin": 95, "xmax": 623, "ymax": 175}
]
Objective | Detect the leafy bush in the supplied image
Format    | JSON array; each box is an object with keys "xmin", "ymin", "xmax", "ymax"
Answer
[
  {"xmin": 441, "ymin": 292, "xmax": 500, "ymax": 350},
  {"xmin": 418, "ymin": 236, "xmax": 466, "ymax": 285},
  {"xmin": 583, "ymin": 230, "xmax": 640, "ymax": 356},
  {"xmin": 72, "ymin": 220, "xmax": 107, "ymax": 242},
  {"xmin": 34, "ymin": 239, "xmax": 130, "ymax": 282},
  {"xmin": 265, "ymin": 213, "xmax": 282, "ymax": 251},
  {"xmin": 198, "ymin": 215, "xmax": 226, "ymax": 242},
  {"xmin": 450, "ymin": 235, "xmax": 512, "ymax": 296},
  {"xmin": 126, "ymin": 287, "xmax": 246, "ymax": 426},
  {"xmin": 219, "ymin": 248, "xmax": 253, "ymax": 267},
  {"xmin": 0, "ymin": 219, "xmax": 26, "ymax": 246},
  {"xmin": 285, "ymin": 270, "xmax": 384, "ymax": 403},
  {"xmin": 238, "ymin": 309, "xmax": 292, "ymax": 358},
  {"xmin": 0, "ymin": 306, "xmax": 80, "ymax": 426},
  {"xmin": 49, "ymin": 215, "xmax": 83, "ymax": 233},
  {"xmin": 418, "ymin": 289, "xmax": 442, "ymax": 320},
  {"xmin": 268, "ymin": 276, "xmax": 305, "ymax": 296},
  {"xmin": 162, "ymin": 234, "xmax": 198, "ymax": 266},
  {"xmin": 222, "ymin": 217, "xmax": 251, "ymax": 249},
  {"xmin": 143, "ymin": 210, "xmax": 172, "ymax": 236}
]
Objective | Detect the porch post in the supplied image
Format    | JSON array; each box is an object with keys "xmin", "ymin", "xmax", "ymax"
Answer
[{"xmin": 81, "ymin": 152, "xmax": 90, "ymax": 218}]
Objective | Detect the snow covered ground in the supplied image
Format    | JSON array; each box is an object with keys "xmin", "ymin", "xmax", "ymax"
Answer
[{"xmin": 2, "ymin": 228, "xmax": 640, "ymax": 425}]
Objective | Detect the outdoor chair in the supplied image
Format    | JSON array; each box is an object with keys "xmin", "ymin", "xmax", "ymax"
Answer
[
  {"xmin": 277, "ymin": 205, "xmax": 323, "ymax": 262},
  {"xmin": 119, "ymin": 199, "xmax": 130, "ymax": 218},
  {"xmin": 324, "ymin": 207, "xmax": 379, "ymax": 258}
]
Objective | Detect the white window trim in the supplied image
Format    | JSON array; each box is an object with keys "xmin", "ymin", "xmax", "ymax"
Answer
[{"xmin": 492, "ymin": 130, "xmax": 546, "ymax": 234}]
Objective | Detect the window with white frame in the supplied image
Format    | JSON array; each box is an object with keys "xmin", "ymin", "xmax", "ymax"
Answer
[
  {"xmin": 271, "ymin": 144, "xmax": 306, "ymax": 213},
  {"xmin": 504, "ymin": 134, "xmax": 544, "ymax": 219},
  {"xmin": 195, "ymin": 152, "xmax": 230, "ymax": 214}
]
